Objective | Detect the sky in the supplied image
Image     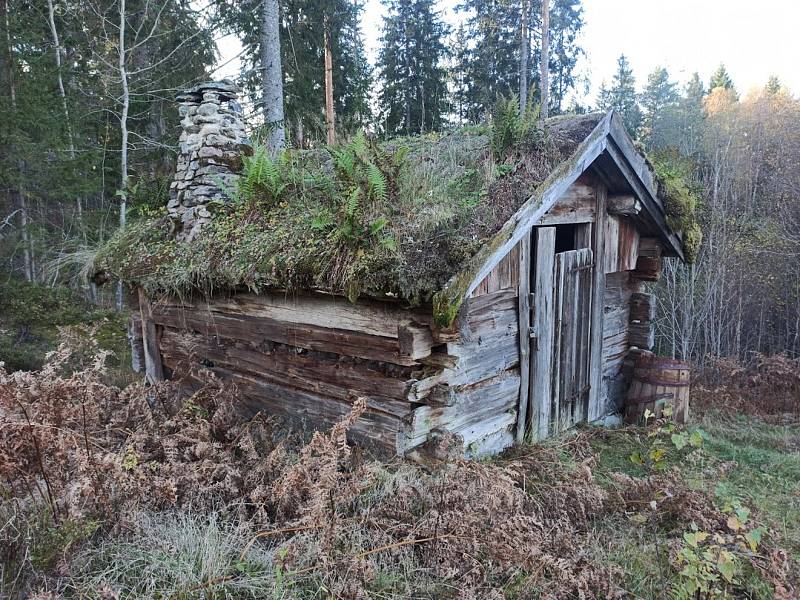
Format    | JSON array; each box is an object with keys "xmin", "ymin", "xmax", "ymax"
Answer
[{"xmin": 215, "ymin": 0, "xmax": 800, "ymax": 105}]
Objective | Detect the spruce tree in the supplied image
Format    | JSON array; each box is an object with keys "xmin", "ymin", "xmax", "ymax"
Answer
[
  {"xmin": 765, "ymin": 75, "xmax": 782, "ymax": 95},
  {"xmin": 377, "ymin": 0, "xmax": 449, "ymax": 135},
  {"xmin": 709, "ymin": 64, "xmax": 735, "ymax": 92},
  {"xmin": 460, "ymin": 0, "xmax": 585, "ymax": 122},
  {"xmin": 597, "ymin": 54, "xmax": 641, "ymax": 135},
  {"xmin": 449, "ymin": 23, "xmax": 473, "ymax": 124},
  {"xmin": 639, "ymin": 66, "xmax": 679, "ymax": 149}
]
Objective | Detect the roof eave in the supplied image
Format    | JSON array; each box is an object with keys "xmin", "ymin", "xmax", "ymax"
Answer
[{"xmin": 605, "ymin": 112, "xmax": 685, "ymax": 260}]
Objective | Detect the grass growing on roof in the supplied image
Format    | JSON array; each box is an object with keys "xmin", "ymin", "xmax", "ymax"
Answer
[{"xmin": 94, "ymin": 115, "xmax": 572, "ymax": 308}]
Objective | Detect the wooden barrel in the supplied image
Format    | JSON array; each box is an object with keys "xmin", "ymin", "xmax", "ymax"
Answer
[{"xmin": 624, "ymin": 353, "xmax": 691, "ymax": 424}]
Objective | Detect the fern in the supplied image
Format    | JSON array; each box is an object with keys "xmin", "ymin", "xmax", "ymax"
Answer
[
  {"xmin": 238, "ymin": 144, "xmax": 287, "ymax": 203},
  {"xmin": 366, "ymin": 163, "xmax": 387, "ymax": 202},
  {"xmin": 491, "ymin": 93, "xmax": 541, "ymax": 160}
]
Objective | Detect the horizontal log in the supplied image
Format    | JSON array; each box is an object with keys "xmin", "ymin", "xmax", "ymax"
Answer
[
  {"xmin": 160, "ymin": 328, "xmax": 413, "ymax": 418},
  {"xmin": 398, "ymin": 322, "xmax": 435, "ymax": 360},
  {"xmin": 150, "ymin": 306, "xmax": 419, "ymax": 366},
  {"xmin": 403, "ymin": 370, "xmax": 519, "ymax": 444},
  {"xmin": 631, "ymin": 256, "xmax": 662, "ymax": 281},
  {"xmin": 157, "ymin": 290, "xmax": 431, "ymax": 340},
  {"xmin": 607, "ymin": 194, "xmax": 642, "ymax": 216},
  {"xmin": 170, "ymin": 364, "xmax": 403, "ymax": 454}
]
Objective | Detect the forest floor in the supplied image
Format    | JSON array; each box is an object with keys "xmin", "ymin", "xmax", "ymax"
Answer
[{"xmin": 1, "ymin": 280, "xmax": 799, "ymax": 599}]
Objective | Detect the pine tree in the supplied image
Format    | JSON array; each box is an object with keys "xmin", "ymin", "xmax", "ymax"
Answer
[
  {"xmin": 639, "ymin": 66, "xmax": 679, "ymax": 149},
  {"xmin": 377, "ymin": 0, "xmax": 449, "ymax": 135},
  {"xmin": 547, "ymin": 0, "xmax": 584, "ymax": 114},
  {"xmin": 460, "ymin": 0, "xmax": 585, "ymax": 122},
  {"xmin": 597, "ymin": 54, "xmax": 641, "ymax": 135}
]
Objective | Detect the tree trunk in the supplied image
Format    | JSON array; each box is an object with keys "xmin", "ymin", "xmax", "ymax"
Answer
[
  {"xmin": 261, "ymin": 0, "xmax": 285, "ymax": 152},
  {"xmin": 403, "ymin": 18, "xmax": 411, "ymax": 135},
  {"xmin": 3, "ymin": 0, "xmax": 33, "ymax": 281},
  {"xmin": 116, "ymin": 0, "xmax": 129, "ymax": 310},
  {"xmin": 323, "ymin": 13, "xmax": 335, "ymax": 145},
  {"xmin": 539, "ymin": 0, "xmax": 549, "ymax": 120},
  {"xmin": 519, "ymin": 0, "xmax": 529, "ymax": 113}
]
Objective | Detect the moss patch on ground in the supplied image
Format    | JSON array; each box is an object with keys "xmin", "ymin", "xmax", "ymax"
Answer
[{"xmin": 0, "ymin": 276, "xmax": 131, "ymax": 374}]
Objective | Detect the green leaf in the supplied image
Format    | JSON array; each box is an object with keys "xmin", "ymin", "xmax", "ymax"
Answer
[
  {"xmin": 672, "ymin": 432, "xmax": 688, "ymax": 450},
  {"xmin": 689, "ymin": 430, "xmax": 704, "ymax": 448},
  {"xmin": 744, "ymin": 527, "xmax": 765, "ymax": 551},
  {"xmin": 717, "ymin": 551, "xmax": 737, "ymax": 582}
]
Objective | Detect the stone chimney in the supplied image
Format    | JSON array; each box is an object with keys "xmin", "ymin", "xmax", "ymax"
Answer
[{"xmin": 168, "ymin": 79, "xmax": 251, "ymax": 241}]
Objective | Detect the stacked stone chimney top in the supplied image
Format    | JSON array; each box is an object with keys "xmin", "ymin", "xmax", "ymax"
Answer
[{"xmin": 168, "ymin": 78, "xmax": 251, "ymax": 242}]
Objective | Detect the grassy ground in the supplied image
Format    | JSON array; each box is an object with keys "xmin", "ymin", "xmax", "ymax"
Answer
[{"xmin": 587, "ymin": 414, "xmax": 800, "ymax": 598}]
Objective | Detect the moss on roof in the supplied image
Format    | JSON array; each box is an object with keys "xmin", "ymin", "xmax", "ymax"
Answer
[{"xmin": 93, "ymin": 114, "xmax": 605, "ymax": 306}]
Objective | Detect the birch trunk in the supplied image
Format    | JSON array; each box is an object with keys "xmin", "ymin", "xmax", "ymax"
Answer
[
  {"xmin": 261, "ymin": 0, "xmax": 285, "ymax": 152},
  {"xmin": 539, "ymin": 0, "xmax": 549, "ymax": 120},
  {"xmin": 323, "ymin": 14, "xmax": 335, "ymax": 145},
  {"xmin": 116, "ymin": 0, "xmax": 129, "ymax": 310}
]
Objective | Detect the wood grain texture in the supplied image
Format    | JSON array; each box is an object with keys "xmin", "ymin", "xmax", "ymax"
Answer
[
  {"xmin": 531, "ymin": 227, "xmax": 556, "ymax": 439},
  {"xmin": 587, "ymin": 184, "xmax": 607, "ymax": 421},
  {"xmin": 138, "ymin": 288, "xmax": 165, "ymax": 383},
  {"xmin": 515, "ymin": 232, "xmax": 532, "ymax": 443}
]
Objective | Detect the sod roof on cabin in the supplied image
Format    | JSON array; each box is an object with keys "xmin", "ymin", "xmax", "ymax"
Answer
[{"xmin": 94, "ymin": 113, "xmax": 606, "ymax": 308}]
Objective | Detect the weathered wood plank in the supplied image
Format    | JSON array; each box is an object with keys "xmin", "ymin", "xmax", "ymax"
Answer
[
  {"xmin": 470, "ymin": 243, "xmax": 521, "ymax": 297},
  {"xmin": 587, "ymin": 184, "xmax": 607, "ymax": 421},
  {"xmin": 629, "ymin": 292, "xmax": 656, "ymax": 350},
  {"xmin": 531, "ymin": 227, "xmax": 556, "ymax": 439},
  {"xmin": 398, "ymin": 322, "xmax": 435, "ymax": 360},
  {"xmin": 607, "ymin": 194, "xmax": 641, "ymax": 216},
  {"xmin": 159, "ymin": 328, "xmax": 413, "ymax": 418},
  {"xmin": 403, "ymin": 370, "xmax": 520, "ymax": 442},
  {"xmin": 149, "ymin": 306, "xmax": 419, "ymax": 366},
  {"xmin": 538, "ymin": 177, "xmax": 597, "ymax": 226},
  {"xmin": 515, "ymin": 232, "xmax": 532, "ymax": 443},
  {"xmin": 128, "ymin": 314, "xmax": 145, "ymax": 374},
  {"xmin": 158, "ymin": 290, "xmax": 430, "ymax": 340},
  {"xmin": 138, "ymin": 289, "xmax": 165, "ymax": 383}
]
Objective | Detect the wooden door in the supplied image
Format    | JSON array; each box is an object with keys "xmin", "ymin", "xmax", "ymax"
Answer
[
  {"xmin": 550, "ymin": 248, "xmax": 593, "ymax": 433},
  {"xmin": 527, "ymin": 229, "xmax": 595, "ymax": 440}
]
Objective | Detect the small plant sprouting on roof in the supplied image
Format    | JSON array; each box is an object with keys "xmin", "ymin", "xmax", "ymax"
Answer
[
  {"xmin": 491, "ymin": 93, "xmax": 541, "ymax": 161},
  {"xmin": 652, "ymin": 149, "xmax": 704, "ymax": 263}
]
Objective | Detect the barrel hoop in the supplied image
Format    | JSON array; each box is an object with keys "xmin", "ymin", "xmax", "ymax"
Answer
[{"xmin": 630, "ymin": 375, "xmax": 690, "ymax": 387}]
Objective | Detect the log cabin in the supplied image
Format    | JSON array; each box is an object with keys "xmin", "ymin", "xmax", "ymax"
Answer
[{"xmin": 114, "ymin": 89, "xmax": 686, "ymax": 458}]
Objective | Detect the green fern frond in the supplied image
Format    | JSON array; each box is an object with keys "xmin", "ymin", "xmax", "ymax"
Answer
[
  {"xmin": 366, "ymin": 163, "xmax": 388, "ymax": 202},
  {"xmin": 349, "ymin": 131, "xmax": 369, "ymax": 163}
]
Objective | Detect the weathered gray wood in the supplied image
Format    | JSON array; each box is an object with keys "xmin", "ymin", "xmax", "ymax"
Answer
[
  {"xmin": 631, "ymin": 256, "xmax": 662, "ymax": 281},
  {"xmin": 607, "ymin": 194, "xmax": 641, "ymax": 216},
  {"xmin": 149, "ymin": 305, "xmax": 419, "ymax": 367},
  {"xmin": 398, "ymin": 322, "xmax": 435, "ymax": 360},
  {"xmin": 515, "ymin": 231, "xmax": 532, "ymax": 443},
  {"xmin": 551, "ymin": 248, "xmax": 593, "ymax": 433},
  {"xmin": 629, "ymin": 292, "xmax": 656, "ymax": 350},
  {"xmin": 471, "ymin": 243, "xmax": 520, "ymax": 297},
  {"xmin": 159, "ymin": 328, "xmax": 413, "ymax": 418},
  {"xmin": 587, "ymin": 184, "xmax": 607, "ymax": 421},
  {"xmin": 160, "ymin": 290, "xmax": 430, "ymax": 340},
  {"xmin": 531, "ymin": 227, "xmax": 556, "ymax": 439},
  {"xmin": 138, "ymin": 289, "xmax": 165, "ymax": 384},
  {"xmin": 403, "ymin": 370, "xmax": 520, "ymax": 442}
]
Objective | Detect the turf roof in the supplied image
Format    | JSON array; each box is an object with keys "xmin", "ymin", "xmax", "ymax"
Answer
[{"xmin": 93, "ymin": 114, "xmax": 607, "ymax": 307}]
